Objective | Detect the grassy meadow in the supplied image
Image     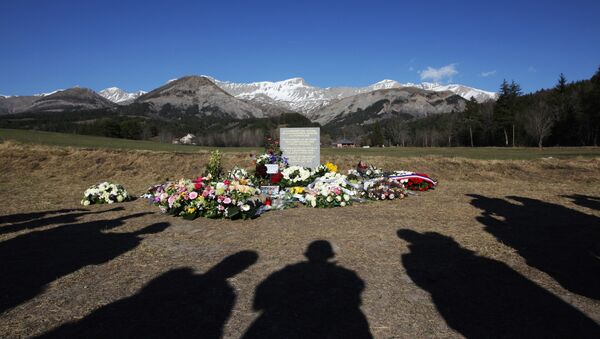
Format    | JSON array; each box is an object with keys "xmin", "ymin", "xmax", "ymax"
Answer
[
  {"xmin": 2, "ymin": 128, "xmax": 600, "ymax": 160},
  {"xmin": 1, "ymin": 130, "xmax": 599, "ymax": 338}
]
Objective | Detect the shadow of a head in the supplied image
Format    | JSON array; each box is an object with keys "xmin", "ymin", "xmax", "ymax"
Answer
[
  {"xmin": 397, "ymin": 229, "xmax": 461, "ymax": 250},
  {"xmin": 206, "ymin": 250, "xmax": 259, "ymax": 280},
  {"xmin": 304, "ymin": 240, "xmax": 335, "ymax": 263},
  {"xmin": 133, "ymin": 222, "xmax": 171, "ymax": 235}
]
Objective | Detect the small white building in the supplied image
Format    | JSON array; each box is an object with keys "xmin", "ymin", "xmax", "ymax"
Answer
[{"xmin": 179, "ymin": 133, "xmax": 196, "ymax": 145}]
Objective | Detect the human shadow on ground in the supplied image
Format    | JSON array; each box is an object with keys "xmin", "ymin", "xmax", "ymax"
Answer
[
  {"xmin": 398, "ymin": 230, "xmax": 600, "ymax": 338},
  {"xmin": 562, "ymin": 194, "xmax": 600, "ymax": 211},
  {"xmin": 0, "ymin": 207, "xmax": 125, "ymax": 235},
  {"xmin": 243, "ymin": 240, "xmax": 373, "ymax": 339},
  {"xmin": 0, "ymin": 212, "xmax": 168, "ymax": 314},
  {"xmin": 37, "ymin": 251, "xmax": 258, "ymax": 339},
  {"xmin": 0, "ymin": 208, "xmax": 87, "ymax": 224},
  {"xmin": 468, "ymin": 194, "xmax": 600, "ymax": 300}
]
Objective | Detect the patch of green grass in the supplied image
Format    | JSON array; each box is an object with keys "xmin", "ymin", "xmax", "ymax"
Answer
[
  {"xmin": 1, "ymin": 128, "xmax": 599, "ymax": 160},
  {"xmin": 322, "ymin": 146, "xmax": 600, "ymax": 160},
  {"xmin": 0, "ymin": 128, "xmax": 260, "ymax": 153}
]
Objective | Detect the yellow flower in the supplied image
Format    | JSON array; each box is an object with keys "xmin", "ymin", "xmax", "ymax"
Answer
[
  {"xmin": 187, "ymin": 207, "xmax": 196, "ymax": 214},
  {"xmin": 325, "ymin": 162, "xmax": 338, "ymax": 173},
  {"xmin": 291, "ymin": 186, "xmax": 305, "ymax": 194}
]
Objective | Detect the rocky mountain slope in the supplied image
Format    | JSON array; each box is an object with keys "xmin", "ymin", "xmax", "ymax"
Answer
[
  {"xmin": 0, "ymin": 88, "xmax": 115, "ymax": 114},
  {"xmin": 0, "ymin": 96, "xmax": 39, "ymax": 114},
  {"xmin": 135, "ymin": 76, "xmax": 268, "ymax": 119},
  {"xmin": 310, "ymin": 87, "xmax": 466, "ymax": 126}
]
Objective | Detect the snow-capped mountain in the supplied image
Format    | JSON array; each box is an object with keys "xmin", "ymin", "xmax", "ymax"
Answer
[
  {"xmin": 209, "ymin": 77, "xmax": 496, "ymax": 114},
  {"xmin": 207, "ymin": 77, "xmax": 358, "ymax": 113},
  {"xmin": 99, "ymin": 87, "xmax": 146, "ymax": 104}
]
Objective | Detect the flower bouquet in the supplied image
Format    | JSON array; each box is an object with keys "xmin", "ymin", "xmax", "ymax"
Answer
[
  {"xmin": 143, "ymin": 177, "xmax": 262, "ymax": 220},
  {"xmin": 279, "ymin": 165, "xmax": 313, "ymax": 188},
  {"xmin": 81, "ymin": 182, "xmax": 131, "ymax": 206},
  {"xmin": 389, "ymin": 171, "xmax": 438, "ymax": 191},
  {"xmin": 347, "ymin": 161, "xmax": 384, "ymax": 181},
  {"xmin": 362, "ymin": 178, "xmax": 408, "ymax": 200},
  {"xmin": 304, "ymin": 172, "xmax": 354, "ymax": 208}
]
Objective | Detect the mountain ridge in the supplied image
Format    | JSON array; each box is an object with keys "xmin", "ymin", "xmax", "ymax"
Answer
[{"xmin": 208, "ymin": 76, "xmax": 496, "ymax": 115}]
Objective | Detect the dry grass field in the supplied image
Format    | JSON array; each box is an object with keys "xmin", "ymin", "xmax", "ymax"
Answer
[{"xmin": 1, "ymin": 141, "xmax": 599, "ymax": 338}]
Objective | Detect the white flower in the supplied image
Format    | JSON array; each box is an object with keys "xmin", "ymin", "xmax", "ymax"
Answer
[
  {"xmin": 311, "ymin": 199, "xmax": 317, "ymax": 207},
  {"xmin": 335, "ymin": 195, "xmax": 342, "ymax": 201},
  {"xmin": 117, "ymin": 195, "xmax": 124, "ymax": 202},
  {"xmin": 326, "ymin": 196, "xmax": 333, "ymax": 202},
  {"xmin": 389, "ymin": 193, "xmax": 395, "ymax": 199},
  {"xmin": 241, "ymin": 204, "xmax": 250, "ymax": 211},
  {"xmin": 82, "ymin": 199, "xmax": 90, "ymax": 206},
  {"xmin": 341, "ymin": 201, "xmax": 346, "ymax": 207}
]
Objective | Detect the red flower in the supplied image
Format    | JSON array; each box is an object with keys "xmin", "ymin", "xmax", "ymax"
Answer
[
  {"xmin": 265, "ymin": 198, "xmax": 271, "ymax": 206},
  {"xmin": 270, "ymin": 172, "xmax": 283, "ymax": 184},
  {"xmin": 223, "ymin": 180, "xmax": 231, "ymax": 185},
  {"xmin": 193, "ymin": 177, "xmax": 204, "ymax": 190}
]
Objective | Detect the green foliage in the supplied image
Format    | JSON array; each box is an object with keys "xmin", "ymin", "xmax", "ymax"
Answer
[{"xmin": 205, "ymin": 150, "xmax": 223, "ymax": 179}]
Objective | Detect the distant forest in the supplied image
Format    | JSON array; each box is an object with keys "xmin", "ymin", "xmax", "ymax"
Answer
[{"xmin": 1, "ymin": 67, "xmax": 599, "ymax": 147}]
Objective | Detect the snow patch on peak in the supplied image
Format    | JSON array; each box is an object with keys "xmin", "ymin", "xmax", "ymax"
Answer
[
  {"xmin": 99, "ymin": 87, "xmax": 146, "ymax": 104},
  {"xmin": 34, "ymin": 89, "xmax": 63, "ymax": 97}
]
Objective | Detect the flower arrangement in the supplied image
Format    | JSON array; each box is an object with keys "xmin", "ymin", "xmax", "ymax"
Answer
[
  {"xmin": 143, "ymin": 177, "xmax": 262, "ymax": 220},
  {"xmin": 228, "ymin": 166, "xmax": 250, "ymax": 182},
  {"xmin": 280, "ymin": 166, "xmax": 313, "ymax": 187},
  {"xmin": 81, "ymin": 182, "xmax": 131, "ymax": 205},
  {"xmin": 389, "ymin": 171, "xmax": 438, "ymax": 191},
  {"xmin": 348, "ymin": 161, "xmax": 384, "ymax": 180},
  {"xmin": 139, "ymin": 154, "xmax": 438, "ymax": 219},
  {"xmin": 255, "ymin": 153, "xmax": 289, "ymax": 167},
  {"xmin": 312, "ymin": 162, "xmax": 337, "ymax": 178},
  {"xmin": 363, "ymin": 178, "xmax": 408, "ymax": 200},
  {"xmin": 304, "ymin": 172, "xmax": 353, "ymax": 208}
]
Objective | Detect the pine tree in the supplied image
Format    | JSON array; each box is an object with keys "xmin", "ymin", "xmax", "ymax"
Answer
[
  {"xmin": 463, "ymin": 97, "xmax": 481, "ymax": 147},
  {"xmin": 494, "ymin": 79, "xmax": 521, "ymax": 146}
]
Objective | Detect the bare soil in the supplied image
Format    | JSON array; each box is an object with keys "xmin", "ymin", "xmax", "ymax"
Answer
[{"xmin": 1, "ymin": 142, "xmax": 599, "ymax": 338}]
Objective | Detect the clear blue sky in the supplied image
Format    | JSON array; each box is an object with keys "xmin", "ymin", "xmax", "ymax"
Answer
[{"xmin": 1, "ymin": 0, "xmax": 599, "ymax": 95}]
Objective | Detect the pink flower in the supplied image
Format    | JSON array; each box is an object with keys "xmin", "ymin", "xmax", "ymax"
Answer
[
  {"xmin": 218, "ymin": 205, "xmax": 225, "ymax": 211},
  {"xmin": 223, "ymin": 197, "xmax": 232, "ymax": 204},
  {"xmin": 202, "ymin": 190, "xmax": 209, "ymax": 197},
  {"xmin": 168, "ymin": 195, "xmax": 176, "ymax": 208},
  {"xmin": 189, "ymin": 192, "xmax": 198, "ymax": 200}
]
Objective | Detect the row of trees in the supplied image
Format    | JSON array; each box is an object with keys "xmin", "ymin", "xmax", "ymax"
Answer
[{"xmin": 365, "ymin": 67, "xmax": 600, "ymax": 147}]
